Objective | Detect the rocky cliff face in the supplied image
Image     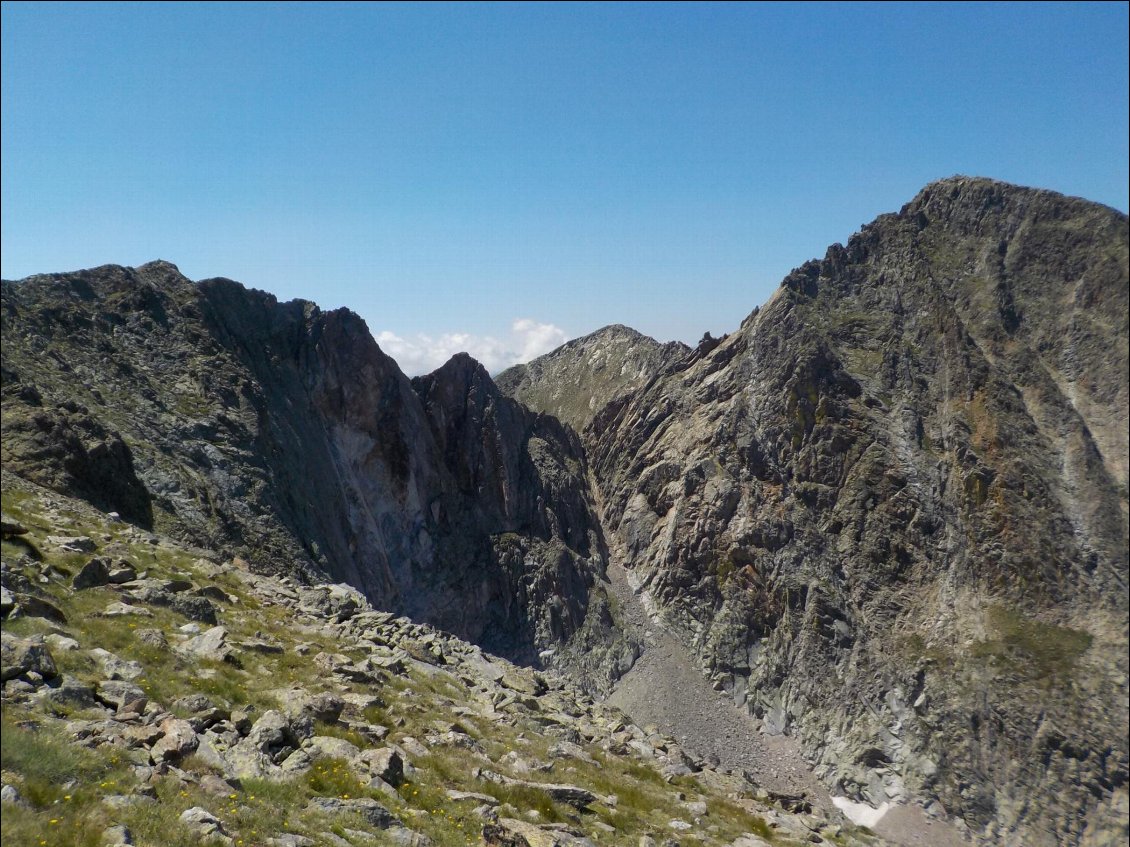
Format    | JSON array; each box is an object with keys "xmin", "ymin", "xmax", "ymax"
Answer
[
  {"xmin": 0, "ymin": 262, "xmax": 624, "ymax": 683},
  {"xmin": 579, "ymin": 178, "xmax": 1128, "ymax": 845},
  {"xmin": 496, "ymin": 324, "xmax": 691, "ymax": 432}
]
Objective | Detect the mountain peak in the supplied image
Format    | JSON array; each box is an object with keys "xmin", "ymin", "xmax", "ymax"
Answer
[{"xmin": 496, "ymin": 324, "xmax": 691, "ymax": 431}]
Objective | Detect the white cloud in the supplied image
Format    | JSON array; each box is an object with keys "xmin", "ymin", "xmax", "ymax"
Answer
[{"xmin": 374, "ymin": 318, "xmax": 568, "ymax": 377}]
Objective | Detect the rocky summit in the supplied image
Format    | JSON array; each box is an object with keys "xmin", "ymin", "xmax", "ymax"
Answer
[
  {"xmin": 496, "ymin": 326, "xmax": 691, "ymax": 433},
  {"xmin": 2, "ymin": 176, "xmax": 1128, "ymax": 847}
]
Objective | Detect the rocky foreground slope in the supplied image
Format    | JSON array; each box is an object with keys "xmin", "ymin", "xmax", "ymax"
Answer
[
  {"xmin": 2, "ymin": 470, "xmax": 883, "ymax": 847},
  {"xmin": 506, "ymin": 178, "xmax": 1129, "ymax": 846}
]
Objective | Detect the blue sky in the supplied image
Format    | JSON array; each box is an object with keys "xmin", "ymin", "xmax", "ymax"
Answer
[{"xmin": 3, "ymin": 2, "xmax": 1127, "ymax": 374}]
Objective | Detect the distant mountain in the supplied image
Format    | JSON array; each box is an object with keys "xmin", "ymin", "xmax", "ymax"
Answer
[{"xmin": 496, "ymin": 325, "xmax": 690, "ymax": 432}]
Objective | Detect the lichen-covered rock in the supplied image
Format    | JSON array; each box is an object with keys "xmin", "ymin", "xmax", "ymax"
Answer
[
  {"xmin": 355, "ymin": 747, "xmax": 403, "ymax": 786},
  {"xmin": 1, "ymin": 632, "xmax": 57, "ymax": 681},
  {"xmin": 150, "ymin": 718, "xmax": 199, "ymax": 762},
  {"xmin": 179, "ymin": 626, "xmax": 232, "ymax": 663},
  {"xmin": 305, "ymin": 796, "xmax": 398, "ymax": 828},
  {"xmin": 178, "ymin": 806, "xmax": 230, "ymax": 844},
  {"xmin": 94, "ymin": 680, "xmax": 147, "ymax": 711}
]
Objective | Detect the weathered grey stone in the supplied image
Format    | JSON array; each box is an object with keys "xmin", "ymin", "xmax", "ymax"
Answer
[
  {"xmin": 135, "ymin": 628, "xmax": 168, "ymax": 649},
  {"xmin": 179, "ymin": 806, "xmax": 230, "ymax": 843},
  {"xmin": 399, "ymin": 736, "xmax": 429, "ymax": 758},
  {"xmin": 356, "ymin": 747, "xmax": 403, "ymax": 786},
  {"xmin": 41, "ymin": 675, "xmax": 97, "ymax": 709},
  {"xmin": 1, "ymin": 632, "xmax": 57, "ymax": 681},
  {"xmin": 45, "ymin": 633, "xmax": 81, "ymax": 652},
  {"xmin": 100, "ymin": 602, "xmax": 152, "ymax": 618},
  {"xmin": 179, "ymin": 626, "xmax": 232, "ymax": 662},
  {"xmin": 305, "ymin": 735, "xmax": 360, "ymax": 761},
  {"xmin": 305, "ymin": 796, "xmax": 398, "ymax": 828},
  {"xmin": 73, "ymin": 557, "xmax": 111, "ymax": 588},
  {"xmin": 274, "ymin": 687, "xmax": 345, "ymax": 723},
  {"xmin": 95, "ymin": 680, "xmax": 147, "ymax": 711},
  {"xmin": 150, "ymin": 718, "xmax": 199, "ymax": 762},
  {"xmin": 89, "ymin": 648, "xmax": 144, "ymax": 681},
  {"xmin": 107, "ymin": 563, "xmax": 138, "ymax": 584}
]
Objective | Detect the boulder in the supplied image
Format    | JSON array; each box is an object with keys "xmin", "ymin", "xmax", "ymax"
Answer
[
  {"xmin": 178, "ymin": 806, "xmax": 230, "ymax": 844},
  {"xmin": 305, "ymin": 796, "xmax": 398, "ymax": 828},
  {"xmin": 150, "ymin": 718, "xmax": 199, "ymax": 762},
  {"xmin": 305, "ymin": 735, "xmax": 361, "ymax": 761},
  {"xmin": 89, "ymin": 648, "xmax": 144, "ymax": 681},
  {"xmin": 356, "ymin": 747, "xmax": 403, "ymax": 786},
  {"xmin": 1, "ymin": 632, "xmax": 57, "ymax": 681},
  {"xmin": 107, "ymin": 562, "xmax": 138, "ymax": 584},
  {"xmin": 41, "ymin": 676, "xmax": 97, "ymax": 709},
  {"xmin": 95, "ymin": 680, "xmax": 147, "ymax": 711},
  {"xmin": 179, "ymin": 626, "xmax": 233, "ymax": 663},
  {"xmin": 73, "ymin": 557, "xmax": 111, "ymax": 589},
  {"xmin": 275, "ymin": 688, "xmax": 345, "ymax": 723},
  {"xmin": 136, "ymin": 628, "xmax": 169, "ymax": 649}
]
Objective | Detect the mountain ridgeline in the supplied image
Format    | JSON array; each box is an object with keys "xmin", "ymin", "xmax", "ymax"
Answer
[
  {"xmin": 0, "ymin": 263, "xmax": 632, "ymax": 691},
  {"xmin": 2, "ymin": 177, "xmax": 1127, "ymax": 846}
]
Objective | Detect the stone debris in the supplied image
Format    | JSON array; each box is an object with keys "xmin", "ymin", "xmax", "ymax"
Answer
[{"xmin": 0, "ymin": 481, "xmax": 922, "ymax": 847}]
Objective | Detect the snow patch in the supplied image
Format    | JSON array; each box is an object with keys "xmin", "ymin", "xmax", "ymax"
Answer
[{"xmin": 832, "ymin": 796, "xmax": 892, "ymax": 828}]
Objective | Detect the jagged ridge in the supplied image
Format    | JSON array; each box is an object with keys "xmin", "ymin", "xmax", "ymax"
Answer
[{"xmin": 0, "ymin": 263, "xmax": 626, "ymax": 685}]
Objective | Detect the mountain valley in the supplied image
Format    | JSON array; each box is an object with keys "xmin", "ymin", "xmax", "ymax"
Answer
[{"xmin": 2, "ymin": 176, "xmax": 1127, "ymax": 847}]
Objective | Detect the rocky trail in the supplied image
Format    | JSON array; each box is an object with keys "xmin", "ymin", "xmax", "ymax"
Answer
[
  {"xmin": 604, "ymin": 552, "xmax": 829, "ymax": 808},
  {"xmin": 602, "ymin": 545, "xmax": 968, "ymax": 847}
]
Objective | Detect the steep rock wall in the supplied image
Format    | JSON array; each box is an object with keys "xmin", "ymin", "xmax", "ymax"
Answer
[
  {"xmin": 1, "ymin": 263, "xmax": 622, "ymax": 679},
  {"xmin": 585, "ymin": 178, "xmax": 1128, "ymax": 845}
]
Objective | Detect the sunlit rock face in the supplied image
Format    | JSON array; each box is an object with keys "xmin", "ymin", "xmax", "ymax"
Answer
[
  {"xmin": 517, "ymin": 177, "xmax": 1129, "ymax": 846},
  {"xmin": 496, "ymin": 323, "xmax": 691, "ymax": 433}
]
